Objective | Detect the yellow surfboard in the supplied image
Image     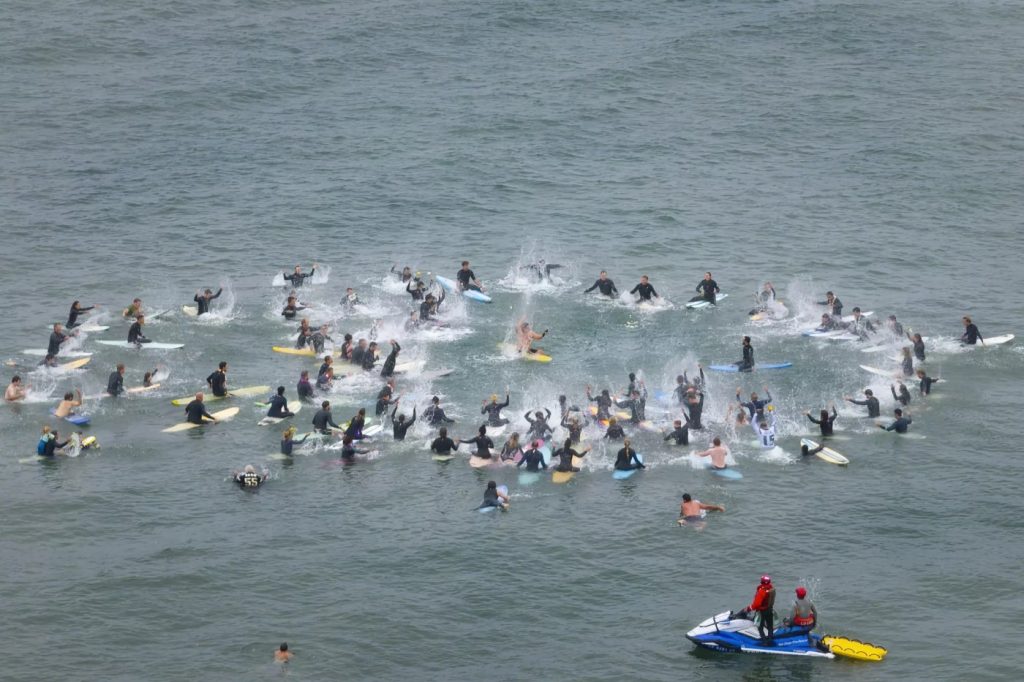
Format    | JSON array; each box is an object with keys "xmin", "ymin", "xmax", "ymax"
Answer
[
  {"xmin": 497, "ymin": 343, "xmax": 552, "ymax": 363},
  {"xmin": 821, "ymin": 635, "xmax": 887, "ymax": 662},
  {"xmin": 162, "ymin": 406, "xmax": 240, "ymax": 433},
  {"xmin": 551, "ymin": 455, "xmax": 583, "ymax": 484},
  {"xmin": 60, "ymin": 357, "xmax": 91, "ymax": 370},
  {"xmin": 272, "ymin": 346, "xmax": 339, "ymax": 358}
]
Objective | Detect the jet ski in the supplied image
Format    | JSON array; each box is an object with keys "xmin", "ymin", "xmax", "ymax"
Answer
[{"xmin": 686, "ymin": 611, "xmax": 834, "ymax": 658}]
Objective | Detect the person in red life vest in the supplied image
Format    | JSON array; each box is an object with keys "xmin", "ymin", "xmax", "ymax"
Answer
[
  {"xmin": 747, "ymin": 575, "xmax": 776, "ymax": 644},
  {"xmin": 784, "ymin": 586, "xmax": 818, "ymax": 643}
]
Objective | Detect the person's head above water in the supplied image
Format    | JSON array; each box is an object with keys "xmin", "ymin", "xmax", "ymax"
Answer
[{"xmin": 682, "ymin": 493, "xmax": 692, "ymax": 502}]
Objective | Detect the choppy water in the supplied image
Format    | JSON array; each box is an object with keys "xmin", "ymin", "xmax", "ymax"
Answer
[{"xmin": 2, "ymin": 0, "xmax": 1024, "ymax": 680}]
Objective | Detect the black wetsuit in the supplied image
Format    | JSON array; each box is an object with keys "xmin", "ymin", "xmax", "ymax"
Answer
[
  {"xmin": 297, "ymin": 378, "xmax": 315, "ymax": 401},
  {"xmin": 380, "ymin": 342, "xmax": 401, "ymax": 378},
  {"xmin": 695, "ymin": 279, "xmax": 720, "ymax": 304},
  {"xmin": 41, "ymin": 437, "xmax": 69, "ymax": 457},
  {"xmin": 664, "ymin": 424, "xmax": 689, "ymax": 445},
  {"xmin": 481, "ymin": 396, "xmax": 510, "ymax": 426},
  {"xmin": 47, "ymin": 331, "xmax": 68, "ymax": 356},
  {"xmin": 630, "ymin": 282, "xmax": 658, "ymax": 301},
  {"xmin": 891, "ymin": 385, "xmax": 912, "ymax": 406},
  {"xmin": 589, "ymin": 393, "xmax": 612, "ymax": 420},
  {"xmin": 962, "ymin": 323, "xmax": 983, "ymax": 345},
  {"xmin": 885, "ymin": 416, "xmax": 913, "ymax": 433},
  {"xmin": 375, "ymin": 386, "xmax": 395, "ymax": 416},
  {"xmin": 206, "ymin": 370, "xmax": 227, "ymax": 398},
  {"xmin": 424, "ymin": 404, "xmax": 454, "ymax": 425},
  {"xmin": 281, "ymin": 434, "xmax": 309, "ymax": 456},
  {"xmin": 517, "ymin": 447, "xmax": 548, "ymax": 471},
  {"xmin": 584, "ymin": 278, "xmax": 618, "ymax": 297},
  {"xmin": 738, "ymin": 393, "xmax": 773, "ymax": 419},
  {"xmin": 603, "ymin": 423, "xmax": 625, "ymax": 440},
  {"xmin": 552, "ymin": 447, "xmax": 583, "ymax": 472},
  {"xmin": 910, "ymin": 337, "xmax": 926, "ymax": 362},
  {"xmin": 281, "ymin": 304, "xmax": 305, "ymax": 320},
  {"xmin": 350, "ymin": 346, "xmax": 365, "ymax": 366},
  {"xmin": 616, "ymin": 395, "xmax": 646, "ymax": 423},
  {"xmin": 736, "ymin": 344, "xmax": 754, "ymax": 372},
  {"xmin": 184, "ymin": 400, "xmax": 213, "ymax": 425},
  {"xmin": 311, "ymin": 409, "xmax": 340, "ymax": 433},
  {"xmin": 524, "ymin": 409, "xmax": 553, "ymax": 440},
  {"xmin": 296, "ymin": 328, "xmax": 311, "ymax": 349},
  {"xmin": 685, "ymin": 393, "xmax": 706, "ymax": 429},
  {"xmin": 430, "ymin": 436, "xmax": 459, "ymax": 454},
  {"xmin": 127, "ymin": 322, "xmax": 149, "ymax": 345},
  {"xmin": 919, "ymin": 375, "xmax": 935, "ymax": 396},
  {"xmin": 407, "ymin": 281, "xmax": 425, "ymax": 301},
  {"xmin": 614, "ymin": 447, "xmax": 644, "ymax": 471},
  {"xmin": 284, "ymin": 269, "xmax": 315, "ymax": 287},
  {"xmin": 106, "ymin": 371, "xmax": 124, "ymax": 397},
  {"xmin": 194, "ymin": 289, "xmax": 222, "ymax": 315},
  {"xmin": 66, "ymin": 304, "xmax": 94, "ymax": 329},
  {"xmin": 267, "ymin": 394, "xmax": 292, "ymax": 418},
  {"xmin": 819, "ymin": 297, "xmax": 843, "ymax": 316},
  {"xmin": 806, "ymin": 408, "xmax": 837, "ymax": 436},
  {"xmin": 310, "ymin": 331, "xmax": 332, "ymax": 355},
  {"xmin": 360, "ymin": 349, "xmax": 377, "ymax": 372},
  {"xmin": 847, "ymin": 395, "xmax": 881, "ymax": 418},
  {"xmin": 344, "ymin": 416, "xmax": 365, "ymax": 439},
  {"xmin": 561, "ymin": 415, "xmax": 584, "ymax": 444},
  {"xmin": 456, "ymin": 268, "xmax": 480, "ymax": 291},
  {"xmin": 391, "ymin": 407, "xmax": 416, "ymax": 440},
  {"xmin": 463, "ymin": 434, "xmax": 494, "ymax": 458}
]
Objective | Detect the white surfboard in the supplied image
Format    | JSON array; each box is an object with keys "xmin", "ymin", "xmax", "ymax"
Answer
[
  {"xmin": 95, "ymin": 340, "xmax": 184, "ymax": 350},
  {"xmin": 686, "ymin": 293, "xmax": 729, "ymax": 309}
]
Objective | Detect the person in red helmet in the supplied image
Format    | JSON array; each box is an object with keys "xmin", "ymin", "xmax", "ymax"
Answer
[
  {"xmin": 784, "ymin": 586, "xmax": 818, "ymax": 643},
  {"xmin": 747, "ymin": 575, "xmax": 776, "ymax": 644}
]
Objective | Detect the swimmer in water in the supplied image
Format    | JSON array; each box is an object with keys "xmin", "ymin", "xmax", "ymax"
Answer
[
  {"xmin": 234, "ymin": 464, "xmax": 268, "ymax": 489},
  {"xmin": 275, "ymin": 642, "xmax": 294, "ymax": 663},
  {"xmin": 677, "ymin": 493, "xmax": 725, "ymax": 526},
  {"xmin": 696, "ymin": 437, "xmax": 729, "ymax": 469},
  {"xmin": 4, "ymin": 375, "xmax": 27, "ymax": 402}
]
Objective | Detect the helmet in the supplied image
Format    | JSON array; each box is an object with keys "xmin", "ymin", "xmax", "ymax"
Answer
[
  {"xmin": 760, "ymin": 575, "xmax": 771, "ymax": 585},
  {"xmin": 795, "ymin": 586, "xmax": 807, "ymax": 598}
]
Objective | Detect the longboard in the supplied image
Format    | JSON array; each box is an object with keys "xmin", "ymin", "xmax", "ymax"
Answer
[
  {"xmin": 498, "ymin": 343, "xmax": 552, "ymax": 363},
  {"xmin": 686, "ymin": 292, "xmax": 729, "ymax": 309},
  {"xmin": 258, "ymin": 402, "xmax": 302, "ymax": 426},
  {"xmin": 708, "ymin": 362, "xmax": 792, "ymax": 372},
  {"xmin": 552, "ymin": 455, "xmax": 584, "ymax": 484},
  {"xmin": 162, "ymin": 406, "xmax": 240, "ymax": 433},
  {"xmin": 170, "ymin": 385, "xmax": 271, "ymax": 407},
  {"xmin": 436, "ymin": 275, "xmax": 493, "ymax": 303},
  {"xmin": 95, "ymin": 340, "xmax": 184, "ymax": 350},
  {"xmin": 613, "ymin": 453, "xmax": 644, "ymax": 480},
  {"xmin": 801, "ymin": 437, "xmax": 850, "ymax": 465}
]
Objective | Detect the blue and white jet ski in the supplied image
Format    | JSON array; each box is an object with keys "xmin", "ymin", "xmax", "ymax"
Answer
[{"xmin": 686, "ymin": 611, "xmax": 834, "ymax": 658}]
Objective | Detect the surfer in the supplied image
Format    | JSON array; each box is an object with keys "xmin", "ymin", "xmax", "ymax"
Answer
[
  {"xmin": 885, "ymin": 315, "xmax": 904, "ymax": 338},
  {"xmin": 66, "ymin": 300, "xmax": 99, "ymax": 329},
  {"xmin": 961, "ymin": 316, "xmax": 984, "ymax": 345},
  {"xmin": 664, "ymin": 418, "xmax": 690, "ymax": 445},
  {"xmin": 419, "ymin": 290, "xmax": 445, "ymax": 322},
  {"xmin": 736, "ymin": 387, "xmax": 772, "ymax": 418},
  {"xmin": 424, "ymin": 396, "xmax": 455, "ymax": 425},
  {"xmin": 804, "ymin": 404, "xmax": 838, "ymax": 436},
  {"xmin": 614, "ymin": 438, "xmax": 645, "ymax": 471},
  {"xmin": 684, "ymin": 387, "xmax": 706, "ymax": 430},
  {"xmin": 518, "ymin": 440, "xmax": 548, "ymax": 471},
  {"xmin": 844, "ymin": 389, "xmax": 880, "ymax": 417},
  {"xmin": 749, "ymin": 282, "xmax": 776, "ymax": 314},
  {"xmin": 456, "ymin": 260, "xmax": 484, "ymax": 292},
  {"xmin": 515, "ymin": 321, "xmax": 547, "ymax": 354},
  {"xmin": 350, "ymin": 339, "xmax": 369, "ymax": 366},
  {"xmin": 339, "ymin": 334, "xmax": 354, "ymax": 361},
  {"xmin": 524, "ymin": 408, "xmax": 554, "ymax": 440},
  {"xmin": 275, "ymin": 643, "xmax": 293, "ymax": 664},
  {"xmin": 845, "ymin": 307, "xmax": 875, "ymax": 338},
  {"xmin": 184, "ymin": 392, "xmax": 216, "ymax": 424},
  {"xmin": 481, "ymin": 480, "xmax": 510, "ymax": 510},
  {"xmin": 879, "ymin": 408, "xmax": 912, "ymax": 433},
  {"xmin": 123, "ymin": 298, "xmax": 143, "ymax": 319},
  {"xmin": 735, "ymin": 336, "xmax": 754, "ymax": 372},
  {"xmin": 234, "ymin": 464, "xmax": 268, "ymax": 489},
  {"xmin": 818, "ymin": 291, "xmax": 843, "ymax": 317},
  {"xmin": 283, "ymin": 263, "xmax": 317, "ymax": 287},
  {"xmin": 391, "ymin": 404, "xmax": 416, "ymax": 441},
  {"xmin": 360, "ymin": 341, "xmax": 379, "ymax": 371},
  {"xmin": 267, "ymin": 386, "xmax": 296, "ymax": 418},
  {"xmin": 54, "ymin": 389, "xmax": 82, "ymax": 419},
  {"xmin": 753, "ymin": 411, "xmax": 778, "ymax": 449},
  {"xmin": 143, "ymin": 369, "xmax": 158, "ymax": 388},
  {"xmin": 375, "ymin": 379, "xmax": 398, "ymax": 417},
  {"xmin": 430, "ymin": 427, "xmax": 460, "ymax": 454},
  {"xmin": 4, "ymin": 376, "xmax": 27, "ymax": 402},
  {"xmin": 310, "ymin": 325, "xmax": 333, "ymax": 355},
  {"xmin": 629, "ymin": 275, "xmax": 658, "ymax": 302},
  {"xmin": 585, "ymin": 385, "xmax": 613, "ymax": 421},
  {"xmin": 915, "ymin": 369, "xmax": 936, "ymax": 396},
  {"xmin": 281, "ymin": 426, "xmax": 308, "ymax": 456},
  {"xmin": 407, "ymin": 277, "xmax": 427, "ymax": 301},
  {"xmin": 696, "ymin": 437, "xmax": 729, "ymax": 469},
  {"xmin": 551, "ymin": 438, "xmax": 591, "ymax": 472},
  {"xmin": 816, "ymin": 313, "xmax": 842, "ymax": 332},
  {"xmin": 311, "ymin": 400, "xmax": 341, "ymax": 434},
  {"xmin": 603, "ymin": 417, "xmax": 625, "ymax": 440},
  {"xmin": 616, "ymin": 389, "xmax": 646, "ymax": 423},
  {"xmin": 127, "ymin": 315, "xmax": 151, "ymax": 346},
  {"xmin": 206, "ymin": 361, "xmax": 228, "ymax": 398},
  {"xmin": 526, "ymin": 259, "xmax": 563, "ymax": 282},
  {"xmin": 281, "ymin": 295, "xmax": 307, "ymax": 320},
  {"xmin": 106, "ymin": 364, "xmax": 125, "ymax": 397},
  {"xmin": 583, "ymin": 270, "xmax": 618, "ymax": 297},
  {"xmin": 481, "ymin": 391, "xmax": 511, "ymax": 426},
  {"xmin": 39, "ymin": 428, "xmax": 69, "ymax": 457},
  {"xmin": 47, "ymin": 323, "xmax": 76, "ymax": 357},
  {"xmin": 800, "ymin": 442, "xmax": 825, "ymax": 457},
  {"xmin": 499, "ymin": 432, "xmax": 523, "ymax": 463},
  {"xmin": 907, "ymin": 331, "xmax": 926, "ymax": 361},
  {"xmin": 193, "ymin": 288, "xmax": 222, "ymax": 315},
  {"xmin": 692, "ymin": 271, "xmax": 720, "ymax": 305},
  {"xmin": 392, "ymin": 265, "xmax": 414, "ymax": 283},
  {"xmin": 297, "ymin": 370, "xmax": 315, "ymax": 401},
  {"xmin": 461, "ymin": 425, "xmax": 495, "ymax": 459},
  {"xmin": 677, "ymin": 493, "xmax": 725, "ymax": 525},
  {"xmin": 295, "ymin": 319, "xmax": 312, "ymax": 349},
  {"xmin": 380, "ymin": 340, "xmax": 401, "ymax": 378},
  {"xmin": 890, "ymin": 382, "xmax": 912, "ymax": 407},
  {"xmin": 561, "ymin": 413, "xmax": 584, "ymax": 444},
  {"xmin": 343, "ymin": 408, "xmax": 368, "ymax": 440},
  {"xmin": 339, "ymin": 435, "xmax": 371, "ymax": 463},
  {"xmin": 899, "ymin": 346, "xmax": 914, "ymax": 377}
]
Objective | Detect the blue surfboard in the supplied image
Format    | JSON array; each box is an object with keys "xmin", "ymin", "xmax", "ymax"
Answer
[
  {"xmin": 613, "ymin": 453, "xmax": 644, "ymax": 480},
  {"xmin": 51, "ymin": 409, "xmax": 90, "ymax": 426},
  {"xmin": 436, "ymin": 275, "xmax": 493, "ymax": 304},
  {"xmin": 708, "ymin": 362, "xmax": 792, "ymax": 372},
  {"xmin": 478, "ymin": 485, "xmax": 509, "ymax": 512}
]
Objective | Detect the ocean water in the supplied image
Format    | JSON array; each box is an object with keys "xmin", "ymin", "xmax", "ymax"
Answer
[{"xmin": 2, "ymin": 0, "xmax": 1023, "ymax": 680}]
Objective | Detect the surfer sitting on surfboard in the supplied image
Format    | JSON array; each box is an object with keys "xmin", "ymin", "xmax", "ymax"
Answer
[
  {"xmin": 614, "ymin": 439, "xmax": 645, "ymax": 472},
  {"xmin": 184, "ymin": 392, "xmax": 216, "ymax": 425},
  {"xmin": 629, "ymin": 275, "xmax": 658, "ymax": 302},
  {"xmin": 692, "ymin": 271, "xmax": 720, "ymax": 305},
  {"xmin": 430, "ymin": 427, "xmax": 460, "ymax": 455},
  {"xmin": 551, "ymin": 439, "xmax": 590, "ymax": 472},
  {"xmin": 456, "ymin": 260, "xmax": 484, "ymax": 292},
  {"xmin": 516, "ymin": 321, "xmax": 547, "ymax": 354}
]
